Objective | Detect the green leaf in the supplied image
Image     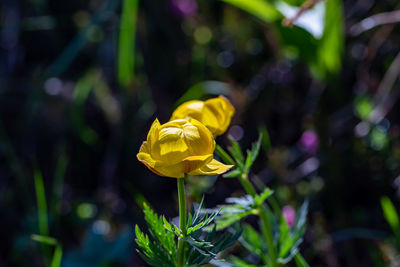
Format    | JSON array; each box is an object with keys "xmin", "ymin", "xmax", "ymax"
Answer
[
  {"xmin": 162, "ymin": 217, "xmax": 173, "ymax": 232},
  {"xmin": 135, "ymin": 224, "xmax": 175, "ymax": 267},
  {"xmin": 191, "ymin": 196, "xmax": 205, "ymax": 226},
  {"xmin": 276, "ymin": 24, "xmax": 318, "ymax": 69},
  {"xmin": 136, "ymin": 205, "xmax": 177, "ymax": 266},
  {"xmin": 278, "ymin": 216, "xmax": 292, "ymax": 258},
  {"xmin": 220, "ymin": 0, "xmax": 282, "ymax": 23},
  {"xmin": 381, "ymin": 196, "xmax": 400, "ymax": 236},
  {"xmin": 187, "ymin": 225, "xmax": 242, "ymax": 265},
  {"xmin": 293, "ymin": 200, "xmax": 309, "ymax": 237},
  {"xmin": 51, "ymin": 244, "xmax": 63, "ymax": 267},
  {"xmin": 245, "ymin": 134, "xmax": 262, "ymax": 172},
  {"xmin": 215, "ymin": 144, "xmax": 236, "ymax": 166},
  {"xmin": 187, "ymin": 210, "xmax": 220, "ymax": 235},
  {"xmin": 31, "ymin": 235, "xmax": 63, "ymax": 267},
  {"xmin": 31, "ymin": 235, "xmax": 58, "ymax": 246},
  {"xmin": 316, "ymin": 0, "xmax": 344, "ymax": 77},
  {"xmin": 294, "ymin": 253, "xmax": 310, "ymax": 267},
  {"xmin": 215, "ymin": 210, "xmax": 254, "ymax": 231},
  {"xmin": 230, "ymin": 257, "xmax": 261, "ymax": 267},
  {"xmin": 211, "ymin": 195, "xmax": 257, "ymax": 230},
  {"xmin": 135, "ymin": 225, "xmax": 151, "ymax": 255},
  {"xmin": 34, "ymin": 166, "xmax": 49, "ymax": 237},
  {"xmin": 240, "ymin": 224, "xmax": 266, "ymax": 261},
  {"xmin": 278, "ymin": 238, "xmax": 302, "ymax": 264},
  {"xmin": 258, "ymin": 125, "xmax": 272, "ymax": 152},
  {"xmin": 223, "ymin": 168, "xmax": 242, "ymax": 178},
  {"xmin": 118, "ymin": 0, "xmax": 139, "ymax": 88},
  {"xmin": 228, "ymin": 136, "xmax": 245, "ymax": 168},
  {"xmin": 70, "ymin": 73, "xmax": 98, "ymax": 145},
  {"xmin": 174, "ymin": 81, "xmax": 232, "ymax": 108},
  {"xmin": 143, "ymin": 203, "xmax": 176, "ymax": 257},
  {"xmin": 254, "ymin": 188, "xmax": 273, "ymax": 207}
]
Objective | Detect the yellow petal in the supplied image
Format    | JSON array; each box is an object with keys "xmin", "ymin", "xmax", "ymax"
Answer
[
  {"xmin": 203, "ymin": 95, "xmax": 235, "ymax": 136},
  {"xmin": 147, "ymin": 118, "xmax": 160, "ymax": 155},
  {"xmin": 218, "ymin": 95, "xmax": 235, "ymax": 116},
  {"xmin": 184, "ymin": 119, "xmax": 214, "ymax": 155},
  {"xmin": 153, "ymin": 120, "xmax": 191, "ymax": 164},
  {"xmin": 137, "ymin": 142, "xmax": 164, "ymax": 176},
  {"xmin": 152, "ymin": 162, "xmax": 185, "ymax": 178},
  {"xmin": 170, "ymin": 100, "xmax": 204, "ymax": 121},
  {"xmin": 189, "ymin": 159, "xmax": 233, "ymax": 176},
  {"xmin": 182, "ymin": 154, "xmax": 213, "ymax": 173}
]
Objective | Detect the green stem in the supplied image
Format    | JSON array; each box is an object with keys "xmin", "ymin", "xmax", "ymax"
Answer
[
  {"xmin": 239, "ymin": 174, "xmax": 278, "ymax": 267},
  {"xmin": 294, "ymin": 253, "xmax": 309, "ymax": 267},
  {"xmin": 215, "ymin": 144, "xmax": 235, "ymax": 165},
  {"xmin": 238, "ymin": 173, "xmax": 257, "ymax": 197},
  {"xmin": 177, "ymin": 177, "xmax": 187, "ymax": 267}
]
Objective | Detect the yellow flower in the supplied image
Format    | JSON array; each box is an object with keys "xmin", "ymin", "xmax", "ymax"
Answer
[
  {"xmin": 137, "ymin": 118, "xmax": 233, "ymax": 178},
  {"xmin": 170, "ymin": 95, "xmax": 235, "ymax": 136}
]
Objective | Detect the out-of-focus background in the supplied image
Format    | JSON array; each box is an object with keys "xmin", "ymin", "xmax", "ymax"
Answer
[{"xmin": 1, "ymin": 0, "xmax": 400, "ymax": 266}]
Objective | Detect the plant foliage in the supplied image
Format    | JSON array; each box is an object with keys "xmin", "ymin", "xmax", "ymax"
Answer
[{"xmin": 135, "ymin": 200, "xmax": 240, "ymax": 267}]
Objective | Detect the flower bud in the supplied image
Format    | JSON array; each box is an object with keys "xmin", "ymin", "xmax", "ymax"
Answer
[{"xmin": 171, "ymin": 95, "xmax": 235, "ymax": 136}]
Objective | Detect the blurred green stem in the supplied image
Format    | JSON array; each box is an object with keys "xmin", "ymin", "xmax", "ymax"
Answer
[
  {"xmin": 239, "ymin": 174, "xmax": 277, "ymax": 267},
  {"xmin": 216, "ymin": 144, "xmax": 235, "ymax": 165},
  {"xmin": 177, "ymin": 177, "xmax": 187, "ymax": 267},
  {"xmin": 34, "ymin": 166, "xmax": 51, "ymax": 267},
  {"xmin": 294, "ymin": 253, "xmax": 310, "ymax": 267}
]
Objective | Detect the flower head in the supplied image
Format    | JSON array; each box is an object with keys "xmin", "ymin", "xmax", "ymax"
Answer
[
  {"xmin": 170, "ymin": 95, "xmax": 235, "ymax": 136},
  {"xmin": 137, "ymin": 118, "xmax": 233, "ymax": 178},
  {"xmin": 299, "ymin": 130, "xmax": 319, "ymax": 155},
  {"xmin": 282, "ymin": 205, "xmax": 296, "ymax": 227},
  {"xmin": 170, "ymin": 0, "xmax": 198, "ymax": 18}
]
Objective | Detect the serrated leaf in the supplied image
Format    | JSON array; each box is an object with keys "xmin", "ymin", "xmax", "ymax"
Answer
[
  {"xmin": 136, "ymin": 205, "xmax": 177, "ymax": 267},
  {"xmin": 187, "ymin": 210, "xmax": 220, "ymax": 235},
  {"xmin": 143, "ymin": 203, "xmax": 176, "ymax": 255},
  {"xmin": 187, "ymin": 236, "xmax": 215, "ymax": 257},
  {"xmin": 173, "ymin": 224, "xmax": 182, "ymax": 237},
  {"xmin": 244, "ymin": 134, "xmax": 262, "ymax": 172},
  {"xmin": 187, "ymin": 225, "xmax": 242, "ymax": 265},
  {"xmin": 228, "ymin": 136, "xmax": 245, "ymax": 168},
  {"xmin": 254, "ymin": 187, "xmax": 273, "ymax": 206},
  {"xmin": 191, "ymin": 197, "xmax": 205, "ymax": 226},
  {"xmin": 163, "ymin": 217, "xmax": 172, "ymax": 232}
]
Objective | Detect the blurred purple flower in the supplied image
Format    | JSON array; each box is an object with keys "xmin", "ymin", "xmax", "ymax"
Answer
[
  {"xmin": 170, "ymin": 0, "xmax": 198, "ymax": 18},
  {"xmin": 282, "ymin": 205, "xmax": 296, "ymax": 227},
  {"xmin": 299, "ymin": 130, "xmax": 319, "ymax": 155}
]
